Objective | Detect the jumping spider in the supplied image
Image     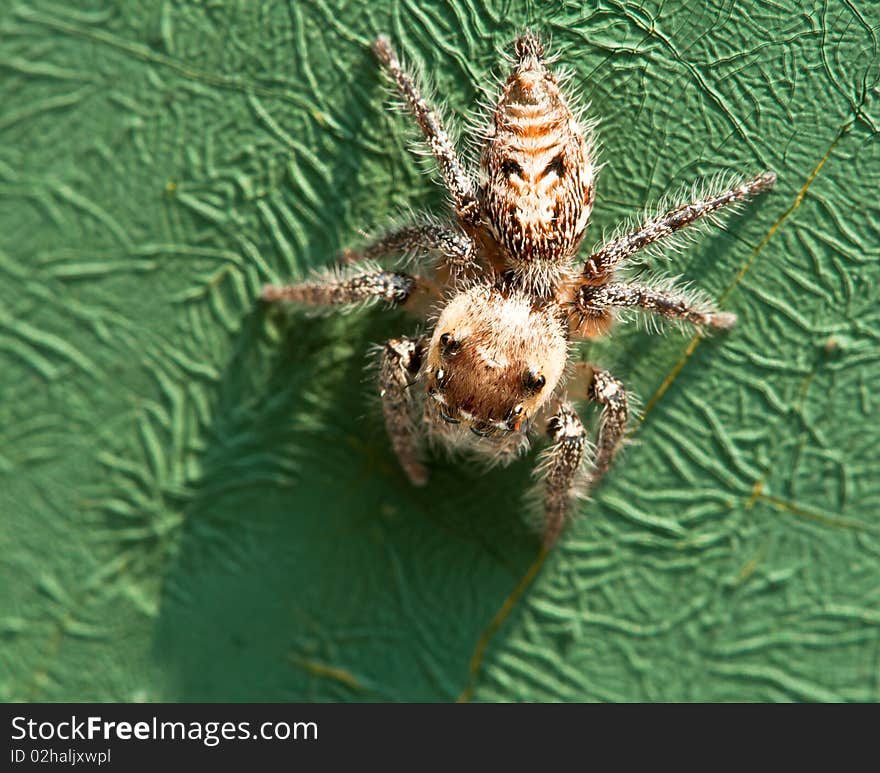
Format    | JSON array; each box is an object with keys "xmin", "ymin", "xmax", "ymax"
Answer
[{"xmin": 262, "ymin": 32, "xmax": 775, "ymax": 546}]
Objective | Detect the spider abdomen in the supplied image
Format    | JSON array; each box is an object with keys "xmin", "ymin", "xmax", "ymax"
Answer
[{"xmin": 479, "ymin": 53, "xmax": 595, "ymax": 297}]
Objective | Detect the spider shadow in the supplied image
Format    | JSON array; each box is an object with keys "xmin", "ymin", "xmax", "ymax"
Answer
[
  {"xmin": 152, "ymin": 303, "xmax": 539, "ymax": 701},
  {"xmin": 150, "ymin": 38, "xmax": 548, "ymax": 701}
]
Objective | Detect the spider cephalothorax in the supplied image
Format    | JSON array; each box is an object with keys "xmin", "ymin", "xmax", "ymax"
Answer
[
  {"xmin": 263, "ymin": 32, "xmax": 775, "ymax": 546},
  {"xmin": 424, "ymin": 285, "xmax": 568, "ymax": 439}
]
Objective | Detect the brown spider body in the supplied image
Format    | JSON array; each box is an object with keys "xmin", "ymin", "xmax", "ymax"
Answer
[
  {"xmin": 479, "ymin": 35, "xmax": 594, "ymax": 297},
  {"xmin": 424, "ymin": 286, "xmax": 568, "ymax": 448},
  {"xmin": 263, "ymin": 32, "xmax": 776, "ymax": 546}
]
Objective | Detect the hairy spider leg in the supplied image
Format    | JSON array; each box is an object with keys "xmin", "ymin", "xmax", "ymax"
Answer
[{"xmin": 373, "ymin": 36, "xmax": 480, "ymax": 227}]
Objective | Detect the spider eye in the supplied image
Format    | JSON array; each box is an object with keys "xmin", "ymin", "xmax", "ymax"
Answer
[
  {"xmin": 500, "ymin": 158, "xmax": 524, "ymax": 179},
  {"xmin": 543, "ymin": 154, "xmax": 565, "ymax": 178},
  {"xmin": 435, "ymin": 368, "xmax": 447, "ymax": 385},
  {"xmin": 439, "ymin": 332, "xmax": 460, "ymax": 355},
  {"xmin": 523, "ymin": 371, "xmax": 546, "ymax": 394}
]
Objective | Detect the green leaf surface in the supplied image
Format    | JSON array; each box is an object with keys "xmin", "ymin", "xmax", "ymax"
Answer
[{"xmin": 1, "ymin": 0, "xmax": 878, "ymax": 702}]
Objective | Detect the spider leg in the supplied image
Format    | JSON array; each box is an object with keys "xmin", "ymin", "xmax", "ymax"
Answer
[
  {"xmin": 373, "ymin": 35, "xmax": 480, "ymax": 227},
  {"xmin": 353, "ymin": 222, "xmax": 477, "ymax": 277},
  {"xmin": 586, "ymin": 367, "xmax": 630, "ymax": 484},
  {"xmin": 575, "ymin": 281, "xmax": 737, "ymax": 331},
  {"xmin": 538, "ymin": 400, "xmax": 588, "ymax": 547},
  {"xmin": 380, "ymin": 336, "xmax": 429, "ymax": 486},
  {"xmin": 261, "ymin": 222, "xmax": 478, "ymax": 311},
  {"xmin": 261, "ymin": 265, "xmax": 419, "ymax": 310},
  {"xmin": 537, "ymin": 368, "xmax": 629, "ymax": 546},
  {"xmin": 582, "ymin": 171, "xmax": 776, "ymax": 278}
]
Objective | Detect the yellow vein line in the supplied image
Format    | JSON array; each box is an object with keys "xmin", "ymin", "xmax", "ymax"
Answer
[
  {"xmin": 641, "ymin": 127, "xmax": 846, "ymax": 420},
  {"xmin": 290, "ymin": 657, "xmax": 364, "ymax": 691},
  {"xmin": 457, "ymin": 546, "xmax": 549, "ymax": 702},
  {"xmin": 752, "ymin": 492, "xmax": 878, "ymax": 534},
  {"xmin": 718, "ymin": 132, "xmax": 843, "ymax": 305}
]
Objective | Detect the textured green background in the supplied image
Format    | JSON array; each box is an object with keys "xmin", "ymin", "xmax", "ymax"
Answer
[{"xmin": 1, "ymin": 0, "xmax": 878, "ymax": 702}]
